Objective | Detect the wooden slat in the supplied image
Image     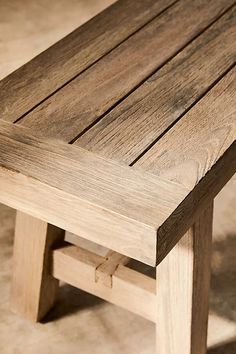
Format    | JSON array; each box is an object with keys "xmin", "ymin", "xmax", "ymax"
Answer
[
  {"xmin": 137, "ymin": 66, "xmax": 236, "ymax": 262},
  {"xmin": 52, "ymin": 245, "xmax": 156, "ymax": 322},
  {"xmin": 137, "ymin": 68, "xmax": 236, "ymax": 189},
  {"xmin": 0, "ymin": 121, "xmax": 188, "ymax": 265},
  {"xmin": 76, "ymin": 5, "xmax": 236, "ymax": 164},
  {"xmin": 0, "ymin": 0, "xmax": 176, "ymax": 122},
  {"xmin": 16, "ymin": 0, "xmax": 235, "ymax": 141}
]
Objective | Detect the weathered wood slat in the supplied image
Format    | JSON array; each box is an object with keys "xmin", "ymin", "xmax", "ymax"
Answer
[
  {"xmin": 137, "ymin": 66, "xmax": 236, "ymax": 261},
  {"xmin": 95, "ymin": 250, "xmax": 130, "ymax": 288},
  {"xmin": 0, "ymin": 0, "xmax": 176, "ymax": 122},
  {"xmin": 137, "ymin": 67, "xmax": 236, "ymax": 188},
  {"xmin": 76, "ymin": 5, "xmax": 236, "ymax": 164},
  {"xmin": 0, "ymin": 121, "xmax": 188, "ymax": 229},
  {"xmin": 17, "ymin": 0, "xmax": 235, "ymax": 141},
  {"xmin": 0, "ymin": 164, "xmax": 157, "ymax": 266}
]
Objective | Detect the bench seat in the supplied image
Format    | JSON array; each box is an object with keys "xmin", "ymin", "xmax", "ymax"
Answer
[
  {"xmin": 0, "ymin": 0, "xmax": 235, "ymax": 265},
  {"xmin": 0, "ymin": 0, "xmax": 235, "ymax": 352}
]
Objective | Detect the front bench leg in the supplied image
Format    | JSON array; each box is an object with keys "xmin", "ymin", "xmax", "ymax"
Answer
[
  {"xmin": 156, "ymin": 204, "xmax": 213, "ymax": 354},
  {"xmin": 11, "ymin": 211, "xmax": 65, "ymax": 321}
]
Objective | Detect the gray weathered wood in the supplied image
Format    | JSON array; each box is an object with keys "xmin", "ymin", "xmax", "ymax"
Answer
[
  {"xmin": 16, "ymin": 0, "xmax": 235, "ymax": 142},
  {"xmin": 0, "ymin": 0, "xmax": 176, "ymax": 122},
  {"xmin": 76, "ymin": 5, "xmax": 236, "ymax": 163}
]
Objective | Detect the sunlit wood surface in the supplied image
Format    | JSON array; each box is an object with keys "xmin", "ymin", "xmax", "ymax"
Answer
[{"xmin": 0, "ymin": 0, "xmax": 235, "ymax": 353}]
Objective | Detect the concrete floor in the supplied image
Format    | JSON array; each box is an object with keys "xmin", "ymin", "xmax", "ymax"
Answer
[{"xmin": 0, "ymin": 1, "xmax": 236, "ymax": 353}]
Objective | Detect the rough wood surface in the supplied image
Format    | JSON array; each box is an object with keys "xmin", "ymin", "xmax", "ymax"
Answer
[
  {"xmin": 0, "ymin": 121, "xmax": 189, "ymax": 265},
  {"xmin": 52, "ymin": 244, "xmax": 156, "ymax": 322},
  {"xmin": 11, "ymin": 211, "xmax": 65, "ymax": 321},
  {"xmin": 0, "ymin": 51, "xmax": 235, "ymax": 264},
  {"xmin": 137, "ymin": 66, "xmax": 236, "ymax": 187},
  {"xmin": 0, "ymin": 65, "xmax": 235, "ymax": 264},
  {"xmin": 0, "ymin": 0, "xmax": 235, "ymax": 266},
  {"xmin": 95, "ymin": 250, "xmax": 130, "ymax": 288},
  {"xmin": 0, "ymin": 0, "xmax": 176, "ymax": 122},
  {"xmin": 76, "ymin": 6, "xmax": 236, "ymax": 164},
  {"xmin": 16, "ymin": 0, "xmax": 235, "ymax": 141},
  {"xmin": 137, "ymin": 66, "xmax": 236, "ymax": 261},
  {"xmin": 156, "ymin": 204, "xmax": 213, "ymax": 354}
]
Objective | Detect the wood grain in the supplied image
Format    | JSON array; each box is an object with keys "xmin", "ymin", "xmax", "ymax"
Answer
[
  {"xmin": 0, "ymin": 1, "xmax": 235, "ymax": 267},
  {"xmin": 11, "ymin": 211, "xmax": 65, "ymax": 321},
  {"xmin": 0, "ymin": 55, "xmax": 235, "ymax": 264},
  {"xmin": 52, "ymin": 244, "xmax": 156, "ymax": 322},
  {"xmin": 0, "ymin": 0, "xmax": 176, "ymax": 122},
  {"xmin": 95, "ymin": 250, "xmax": 130, "ymax": 288},
  {"xmin": 156, "ymin": 204, "xmax": 213, "ymax": 354},
  {"xmin": 137, "ymin": 67, "xmax": 236, "ymax": 188},
  {"xmin": 138, "ymin": 66, "xmax": 236, "ymax": 262},
  {"xmin": 2, "ymin": 0, "xmax": 234, "ymax": 353},
  {"xmin": 76, "ymin": 5, "xmax": 236, "ymax": 164},
  {"xmin": 0, "ymin": 121, "xmax": 188, "ymax": 265},
  {"xmin": 17, "ymin": 0, "xmax": 236, "ymax": 141}
]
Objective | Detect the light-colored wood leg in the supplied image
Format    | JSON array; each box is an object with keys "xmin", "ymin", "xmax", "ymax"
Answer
[
  {"xmin": 156, "ymin": 203, "xmax": 213, "ymax": 354},
  {"xmin": 11, "ymin": 211, "xmax": 65, "ymax": 321}
]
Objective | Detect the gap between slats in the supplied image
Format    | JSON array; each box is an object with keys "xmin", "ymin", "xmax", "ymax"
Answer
[
  {"xmin": 12, "ymin": 0, "xmax": 179, "ymax": 125},
  {"xmin": 13, "ymin": 0, "xmax": 236, "ymax": 133},
  {"xmin": 68, "ymin": 1, "xmax": 236, "ymax": 146},
  {"xmin": 130, "ymin": 61, "xmax": 236, "ymax": 166}
]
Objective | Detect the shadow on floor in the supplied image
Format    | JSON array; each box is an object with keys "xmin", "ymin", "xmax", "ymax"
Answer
[
  {"xmin": 43, "ymin": 284, "xmax": 105, "ymax": 322},
  {"xmin": 208, "ymin": 339, "xmax": 236, "ymax": 354}
]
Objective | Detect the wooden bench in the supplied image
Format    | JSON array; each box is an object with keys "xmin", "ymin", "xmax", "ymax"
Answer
[{"xmin": 0, "ymin": 0, "xmax": 236, "ymax": 352}]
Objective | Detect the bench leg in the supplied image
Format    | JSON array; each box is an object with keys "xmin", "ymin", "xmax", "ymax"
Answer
[
  {"xmin": 156, "ymin": 203, "xmax": 213, "ymax": 354},
  {"xmin": 11, "ymin": 211, "xmax": 65, "ymax": 321}
]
